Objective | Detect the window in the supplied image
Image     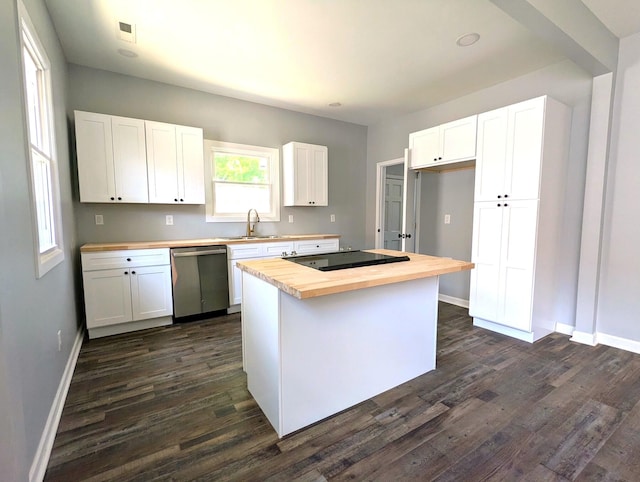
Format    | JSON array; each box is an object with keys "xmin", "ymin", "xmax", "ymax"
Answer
[
  {"xmin": 205, "ymin": 140, "xmax": 280, "ymax": 222},
  {"xmin": 19, "ymin": 1, "xmax": 64, "ymax": 277}
]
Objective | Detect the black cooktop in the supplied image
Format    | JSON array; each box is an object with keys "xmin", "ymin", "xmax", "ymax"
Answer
[{"xmin": 285, "ymin": 250, "xmax": 410, "ymax": 272}]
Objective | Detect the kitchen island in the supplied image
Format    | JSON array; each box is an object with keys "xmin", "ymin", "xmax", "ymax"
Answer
[{"xmin": 237, "ymin": 249, "xmax": 473, "ymax": 437}]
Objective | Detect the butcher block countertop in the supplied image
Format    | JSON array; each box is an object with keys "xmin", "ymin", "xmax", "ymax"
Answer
[
  {"xmin": 237, "ymin": 249, "xmax": 474, "ymax": 299},
  {"xmin": 80, "ymin": 234, "xmax": 340, "ymax": 252}
]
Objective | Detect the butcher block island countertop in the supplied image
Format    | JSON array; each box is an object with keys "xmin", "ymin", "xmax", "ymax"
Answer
[
  {"xmin": 237, "ymin": 249, "xmax": 474, "ymax": 299},
  {"xmin": 80, "ymin": 234, "xmax": 340, "ymax": 252}
]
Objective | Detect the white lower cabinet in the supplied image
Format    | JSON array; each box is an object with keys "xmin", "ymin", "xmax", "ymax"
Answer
[{"xmin": 81, "ymin": 248, "xmax": 173, "ymax": 338}]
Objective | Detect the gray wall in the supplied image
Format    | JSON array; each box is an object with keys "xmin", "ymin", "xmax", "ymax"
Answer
[
  {"xmin": 419, "ymin": 169, "xmax": 475, "ymax": 301},
  {"xmin": 0, "ymin": 0, "xmax": 80, "ymax": 477},
  {"xmin": 366, "ymin": 60, "xmax": 593, "ymax": 323},
  {"xmin": 67, "ymin": 65, "xmax": 368, "ymax": 250},
  {"xmin": 598, "ymin": 32, "xmax": 640, "ymax": 341}
]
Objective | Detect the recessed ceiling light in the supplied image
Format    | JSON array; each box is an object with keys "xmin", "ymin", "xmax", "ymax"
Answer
[
  {"xmin": 329, "ymin": 102, "xmax": 342, "ymax": 107},
  {"xmin": 456, "ymin": 32, "xmax": 480, "ymax": 47},
  {"xmin": 117, "ymin": 48, "xmax": 138, "ymax": 58}
]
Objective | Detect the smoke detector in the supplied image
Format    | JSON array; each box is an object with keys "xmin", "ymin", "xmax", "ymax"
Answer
[{"xmin": 117, "ymin": 21, "xmax": 136, "ymax": 43}]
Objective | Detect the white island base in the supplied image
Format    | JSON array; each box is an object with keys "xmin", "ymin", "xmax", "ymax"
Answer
[{"xmin": 241, "ymin": 272, "xmax": 439, "ymax": 438}]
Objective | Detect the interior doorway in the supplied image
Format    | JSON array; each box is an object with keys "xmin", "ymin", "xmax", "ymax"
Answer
[{"xmin": 375, "ymin": 156, "xmax": 419, "ymax": 252}]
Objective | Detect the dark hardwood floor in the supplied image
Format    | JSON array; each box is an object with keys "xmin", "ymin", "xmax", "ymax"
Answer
[{"xmin": 45, "ymin": 303, "xmax": 640, "ymax": 481}]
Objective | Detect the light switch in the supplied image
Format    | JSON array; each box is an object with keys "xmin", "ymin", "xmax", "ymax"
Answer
[
  {"xmin": 95, "ymin": 214, "xmax": 104, "ymax": 225},
  {"xmin": 444, "ymin": 214, "xmax": 451, "ymax": 224},
  {"xmin": 288, "ymin": 214, "xmax": 294, "ymax": 223},
  {"xmin": 330, "ymin": 214, "xmax": 336, "ymax": 223},
  {"xmin": 166, "ymin": 215, "xmax": 174, "ymax": 225}
]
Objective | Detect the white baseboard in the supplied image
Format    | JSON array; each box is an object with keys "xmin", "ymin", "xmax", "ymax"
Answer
[
  {"xmin": 597, "ymin": 332, "xmax": 640, "ymax": 355},
  {"xmin": 438, "ymin": 294, "xmax": 469, "ymax": 308},
  {"xmin": 554, "ymin": 322, "xmax": 575, "ymax": 336},
  {"xmin": 570, "ymin": 330, "xmax": 598, "ymax": 346},
  {"xmin": 30, "ymin": 328, "xmax": 84, "ymax": 482}
]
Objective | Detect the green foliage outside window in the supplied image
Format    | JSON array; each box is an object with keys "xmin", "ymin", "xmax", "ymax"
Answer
[{"xmin": 214, "ymin": 153, "xmax": 268, "ymax": 183}]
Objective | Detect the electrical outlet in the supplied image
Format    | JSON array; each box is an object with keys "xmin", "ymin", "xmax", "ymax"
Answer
[
  {"xmin": 444, "ymin": 214, "xmax": 451, "ymax": 225},
  {"xmin": 330, "ymin": 214, "xmax": 336, "ymax": 223},
  {"xmin": 57, "ymin": 330, "xmax": 62, "ymax": 352},
  {"xmin": 95, "ymin": 214, "xmax": 104, "ymax": 225},
  {"xmin": 166, "ymin": 215, "xmax": 173, "ymax": 226},
  {"xmin": 288, "ymin": 214, "xmax": 294, "ymax": 223}
]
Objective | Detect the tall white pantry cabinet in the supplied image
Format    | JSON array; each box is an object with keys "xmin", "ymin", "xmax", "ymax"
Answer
[{"xmin": 469, "ymin": 96, "xmax": 572, "ymax": 342}]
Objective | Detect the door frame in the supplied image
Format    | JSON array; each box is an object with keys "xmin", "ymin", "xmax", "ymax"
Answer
[{"xmin": 375, "ymin": 157, "xmax": 421, "ymax": 252}]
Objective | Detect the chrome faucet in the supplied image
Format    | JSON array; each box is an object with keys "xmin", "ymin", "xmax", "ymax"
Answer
[{"xmin": 246, "ymin": 208, "xmax": 260, "ymax": 237}]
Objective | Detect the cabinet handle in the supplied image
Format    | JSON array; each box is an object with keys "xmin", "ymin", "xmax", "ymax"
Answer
[
  {"xmin": 126, "ymin": 258, "xmax": 131, "ymax": 262},
  {"xmin": 497, "ymin": 203, "xmax": 502, "ymax": 207},
  {"xmin": 110, "ymin": 197, "xmax": 115, "ymax": 201},
  {"xmin": 124, "ymin": 271, "xmax": 128, "ymax": 275},
  {"xmin": 174, "ymin": 198, "xmax": 178, "ymax": 202},
  {"xmin": 504, "ymin": 194, "xmax": 509, "ymax": 198},
  {"xmin": 433, "ymin": 158, "xmax": 437, "ymax": 161},
  {"xmin": 497, "ymin": 195, "xmax": 502, "ymax": 199},
  {"xmin": 180, "ymin": 198, "xmax": 184, "ymax": 202},
  {"xmin": 131, "ymin": 271, "xmax": 136, "ymax": 275},
  {"xmin": 438, "ymin": 157, "xmax": 442, "ymax": 160},
  {"xmin": 117, "ymin": 197, "xmax": 122, "ymax": 201},
  {"xmin": 504, "ymin": 203, "xmax": 508, "ymax": 207}
]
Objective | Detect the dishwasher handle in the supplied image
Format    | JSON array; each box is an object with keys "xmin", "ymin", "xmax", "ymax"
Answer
[{"xmin": 172, "ymin": 248, "xmax": 227, "ymax": 258}]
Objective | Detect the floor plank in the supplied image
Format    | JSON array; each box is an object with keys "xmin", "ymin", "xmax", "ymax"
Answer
[{"xmin": 45, "ymin": 304, "xmax": 640, "ymax": 481}]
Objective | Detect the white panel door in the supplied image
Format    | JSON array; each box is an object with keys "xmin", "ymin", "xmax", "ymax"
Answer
[
  {"xmin": 293, "ymin": 144, "xmax": 311, "ymax": 205},
  {"xmin": 75, "ymin": 111, "xmax": 115, "ymax": 202},
  {"xmin": 176, "ymin": 125, "xmax": 205, "ymax": 204},
  {"xmin": 469, "ymin": 202, "xmax": 503, "ymax": 321},
  {"xmin": 402, "ymin": 149, "xmax": 417, "ymax": 252},
  {"xmin": 83, "ymin": 269, "xmax": 132, "ymax": 328},
  {"xmin": 439, "ymin": 115, "xmax": 477, "ymax": 163},
  {"xmin": 474, "ymin": 107, "xmax": 508, "ymax": 202},
  {"xmin": 310, "ymin": 146, "xmax": 328, "ymax": 206},
  {"xmin": 111, "ymin": 115, "xmax": 148, "ymax": 203},
  {"xmin": 498, "ymin": 200, "xmax": 538, "ymax": 331},
  {"xmin": 130, "ymin": 265, "xmax": 173, "ymax": 321},
  {"xmin": 229, "ymin": 259, "xmax": 243, "ymax": 305},
  {"xmin": 146, "ymin": 121, "xmax": 178, "ymax": 203},
  {"xmin": 408, "ymin": 126, "xmax": 439, "ymax": 168},
  {"xmin": 505, "ymin": 97, "xmax": 544, "ymax": 200}
]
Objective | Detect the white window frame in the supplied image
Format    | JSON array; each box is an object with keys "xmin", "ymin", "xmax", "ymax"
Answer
[
  {"xmin": 204, "ymin": 140, "xmax": 280, "ymax": 222},
  {"xmin": 19, "ymin": 0, "xmax": 65, "ymax": 278}
]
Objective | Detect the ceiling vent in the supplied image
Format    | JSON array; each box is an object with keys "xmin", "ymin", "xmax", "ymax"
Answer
[{"xmin": 117, "ymin": 21, "xmax": 136, "ymax": 43}]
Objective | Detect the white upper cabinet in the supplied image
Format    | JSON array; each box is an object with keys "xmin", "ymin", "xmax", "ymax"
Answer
[
  {"xmin": 146, "ymin": 121, "xmax": 205, "ymax": 204},
  {"xmin": 283, "ymin": 141, "xmax": 328, "ymax": 206},
  {"xmin": 75, "ymin": 111, "xmax": 148, "ymax": 203},
  {"xmin": 475, "ymin": 97, "xmax": 545, "ymax": 202},
  {"xmin": 409, "ymin": 115, "xmax": 477, "ymax": 169},
  {"xmin": 75, "ymin": 110, "xmax": 204, "ymax": 204}
]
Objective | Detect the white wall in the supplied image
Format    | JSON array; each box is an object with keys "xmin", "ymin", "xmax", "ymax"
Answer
[
  {"xmin": 597, "ymin": 32, "xmax": 640, "ymax": 341},
  {"xmin": 0, "ymin": 0, "xmax": 80, "ymax": 478}
]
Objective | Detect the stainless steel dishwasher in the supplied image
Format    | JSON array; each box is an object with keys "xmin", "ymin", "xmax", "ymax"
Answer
[{"xmin": 170, "ymin": 245, "xmax": 229, "ymax": 320}]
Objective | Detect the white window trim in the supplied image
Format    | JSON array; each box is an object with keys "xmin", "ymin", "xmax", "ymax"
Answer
[
  {"xmin": 204, "ymin": 140, "xmax": 280, "ymax": 222},
  {"xmin": 18, "ymin": 0, "xmax": 65, "ymax": 278}
]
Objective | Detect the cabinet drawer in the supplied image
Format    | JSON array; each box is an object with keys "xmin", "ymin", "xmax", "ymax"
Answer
[
  {"xmin": 263, "ymin": 242, "xmax": 294, "ymax": 257},
  {"xmin": 227, "ymin": 244, "xmax": 263, "ymax": 260},
  {"xmin": 294, "ymin": 239, "xmax": 339, "ymax": 254},
  {"xmin": 82, "ymin": 248, "xmax": 170, "ymax": 271}
]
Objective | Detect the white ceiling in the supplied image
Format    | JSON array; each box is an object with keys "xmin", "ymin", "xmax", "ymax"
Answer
[{"xmin": 44, "ymin": 0, "xmax": 640, "ymax": 126}]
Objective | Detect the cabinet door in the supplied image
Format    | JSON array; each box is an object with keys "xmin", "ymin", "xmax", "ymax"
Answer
[
  {"xmin": 474, "ymin": 107, "xmax": 508, "ymax": 202},
  {"xmin": 111, "ymin": 116, "xmax": 148, "ymax": 203},
  {"xmin": 146, "ymin": 121, "xmax": 179, "ymax": 203},
  {"xmin": 469, "ymin": 202, "xmax": 503, "ymax": 321},
  {"xmin": 129, "ymin": 265, "xmax": 173, "ymax": 321},
  {"xmin": 75, "ymin": 111, "xmax": 115, "ymax": 203},
  {"xmin": 439, "ymin": 115, "xmax": 477, "ymax": 163},
  {"xmin": 497, "ymin": 200, "xmax": 538, "ymax": 331},
  {"xmin": 176, "ymin": 125, "xmax": 205, "ymax": 204},
  {"xmin": 505, "ymin": 97, "xmax": 545, "ymax": 200},
  {"xmin": 229, "ymin": 259, "xmax": 243, "ymax": 305},
  {"xmin": 408, "ymin": 126, "xmax": 439, "ymax": 169},
  {"xmin": 83, "ymin": 268, "xmax": 132, "ymax": 328},
  {"xmin": 310, "ymin": 146, "xmax": 328, "ymax": 206}
]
